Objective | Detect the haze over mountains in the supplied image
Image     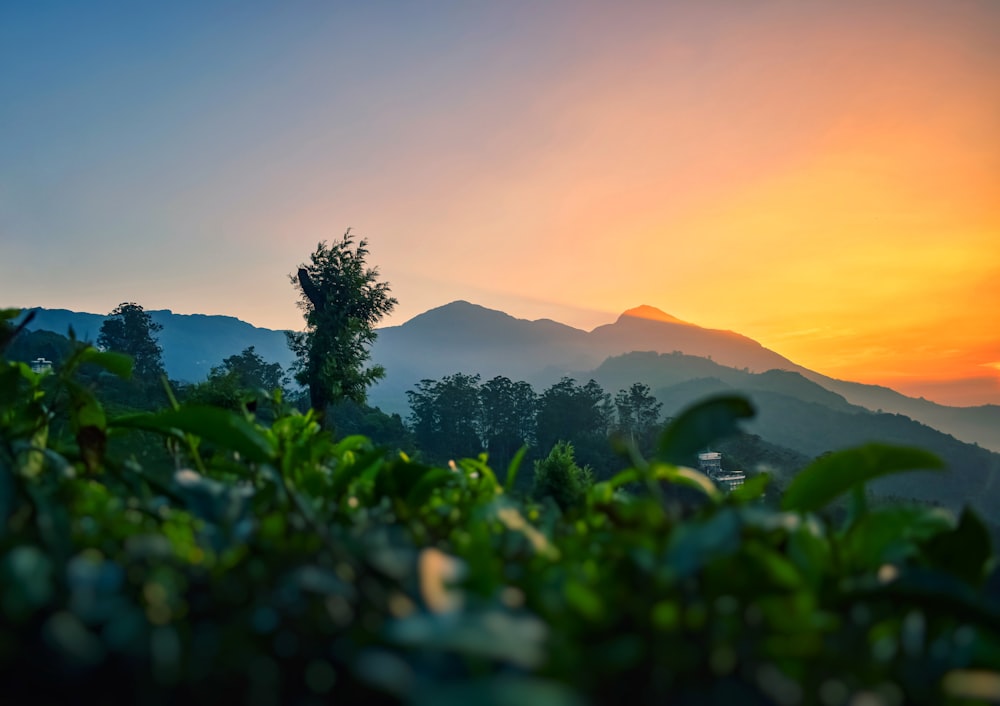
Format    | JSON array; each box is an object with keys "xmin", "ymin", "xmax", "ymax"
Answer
[
  {"xmin": 19, "ymin": 302, "xmax": 1000, "ymax": 460},
  {"xmin": 368, "ymin": 302, "xmax": 999, "ymax": 450}
]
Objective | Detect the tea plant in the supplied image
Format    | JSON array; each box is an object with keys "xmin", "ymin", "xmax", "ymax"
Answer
[{"xmin": 2, "ymin": 309, "xmax": 998, "ymax": 705}]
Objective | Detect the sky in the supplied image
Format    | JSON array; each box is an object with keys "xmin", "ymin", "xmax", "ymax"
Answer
[{"xmin": 2, "ymin": 1, "xmax": 998, "ymax": 406}]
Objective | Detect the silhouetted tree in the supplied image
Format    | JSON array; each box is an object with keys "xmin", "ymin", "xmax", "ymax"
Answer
[
  {"xmin": 480, "ymin": 376, "xmax": 537, "ymax": 468},
  {"xmin": 98, "ymin": 303, "xmax": 164, "ymax": 381},
  {"xmin": 536, "ymin": 377, "xmax": 615, "ymax": 476},
  {"xmin": 186, "ymin": 346, "xmax": 286, "ymax": 411},
  {"xmin": 536, "ymin": 378, "xmax": 612, "ymax": 450},
  {"xmin": 406, "ymin": 373, "xmax": 483, "ymax": 461},
  {"xmin": 287, "ymin": 231, "xmax": 397, "ymax": 413},
  {"xmin": 614, "ymin": 382, "xmax": 663, "ymax": 454}
]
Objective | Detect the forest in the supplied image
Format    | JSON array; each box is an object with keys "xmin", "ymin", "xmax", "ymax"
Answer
[{"xmin": 3, "ymin": 236, "xmax": 1000, "ymax": 704}]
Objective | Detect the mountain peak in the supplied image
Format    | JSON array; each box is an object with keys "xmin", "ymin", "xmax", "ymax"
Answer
[{"xmin": 619, "ymin": 305, "xmax": 690, "ymax": 326}]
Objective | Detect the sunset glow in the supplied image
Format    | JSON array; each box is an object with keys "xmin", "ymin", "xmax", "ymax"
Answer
[{"xmin": 2, "ymin": 1, "xmax": 998, "ymax": 405}]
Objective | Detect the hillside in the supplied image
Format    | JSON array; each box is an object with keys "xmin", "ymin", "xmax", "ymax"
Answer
[
  {"xmin": 18, "ymin": 307, "xmax": 294, "ymax": 382},
  {"xmin": 16, "ymin": 302, "xmax": 1000, "ymax": 455}
]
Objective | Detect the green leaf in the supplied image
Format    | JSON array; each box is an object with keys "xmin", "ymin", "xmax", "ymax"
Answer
[
  {"xmin": 112, "ymin": 406, "xmax": 275, "ymax": 463},
  {"xmin": 387, "ymin": 608, "xmax": 548, "ymax": 669},
  {"xmin": 78, "ymin": 348, "xmax": 133, "ymax": 379},
  {"xmin": 329, "ymin": 448, "xmax": 385, "ymax": 499},
  {"xmin": 606, "ymin": 463, "xmax": 719, "ymax": 499},
  {"xmin": 654, "ymin": 463, "xmax": 721, "ymax": 499},
  {"xmin": 457, "ymin": 456, "xmax": 499, "ymax": 488},
  {"xmin": 850, "ymin": 567, "xmax": 1000, "ymax": 635},
  {"xmin": 786, "ymin": 521, "xmax": 832, "ymax": 587},
  {"xmin": 730, "ymin": 472, "xmax": 770, "ymax": 503},
  {"xmin": 410, "ymin": 677, "xmax": 584, "ymax": 706},
  {"xmin": 921, "ymin": 508, "xmax": 993, "ymax": 586},
  {"xmin": 841, "ymin": 505, "xmax": 953, "ymax": 571},
  {"xmin": 66, "ymin": 380, "xmax": 105, "ymax": 431},
  {"xmin": 666, "ymin": 508, "xmax": 742, "ymax": 577},
  {"xmin": 781, "ymin": 444, "xmax": 945, "ymax": 513},
  {"xmin": 657, "ymin": 395, "xmax": 755, "ymax": 465},
  {"xmin": 505, "ymin": 445, "xmax": 528, "ymax": 492},
  {"xmin": 375, "ymin": 460, "xmax": 453, "ymax": 507},
  {"xmin": 406, "ymin": 468, "xmax": 454, "ymax": 508}
]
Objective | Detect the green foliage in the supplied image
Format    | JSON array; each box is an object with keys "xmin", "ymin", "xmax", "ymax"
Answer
[
  {"xmin": 5, "ymin": 326, "xmax": 73, "ymax": 368},
  {"xmin": 782, "ymin": 444, "xmax": 946, "ymax": 513},
  {"xmin": 287, "ymin": 230, "xmax": 397, "ymax": 412},
  {"xmin": 185, "ymin": 346, "xmax": 287, "ymax": 411},
  {"xmin": 3, "ymin": 308, "xmax": 1000, "ymax": 705},
  {"xmin": 98, "ymin": 302, "xmax": 165, "ymax": 381},
  {"xmin": 536, "ymin": 377, "xmax": 613, "ymax": 452},
  {"xmin": 325, "ymin": 398, "xmax": 414, "ymax": 452},
  {"xmin": 92, "ymin": 302, "xmax": 172, "ymax": 412},
  {"xmin": 613, "ymin": 382, "xmax": 662, "ymax": 454},
  {"xmin": 657, "ymin": 394, "xmax": 755, "ymax": 466},
  {"xmin": 480, "ymin": 376, "xmax": 537, "ymax": 470},
  {"xmin": 407, "ymin": 373, "xmax": 484, "ymax": 462},
  {"xmin": 532, "ymin": 441, "xmax": 594, "ymax": 512}
]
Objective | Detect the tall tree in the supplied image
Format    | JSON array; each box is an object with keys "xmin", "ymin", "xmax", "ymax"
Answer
[
  {"xmin": 536, "ymin": 378, "xmax": 612, "ymax": 450},
  {"xmin": 98, "ymin": 303, "xmax": 164, "ymax": 381},
  {"xmin": 480, "ymin": 376, "xmax": 537, "ymax": 468},
  {"xmin": 535, "ymin": 377, "xmax": 615, "ymax": 476},
  {"xmin": 406, "ymin": 373, "xmax": 483, "ymax": 461},
  {"xmin": 614, "ymin": 382, "xmax": 663, "ymax": 453},
  {"xmin": 287, "ymin": 231, "xmax": 397, "ymax": 413}
]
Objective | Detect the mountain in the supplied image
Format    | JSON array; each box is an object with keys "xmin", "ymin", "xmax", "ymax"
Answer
[
  {"xmin": 801, "ymin": 373, "xmax": 1000, "ymax": 454},
  {"xmin": 15, "ymin": 302, "xmax": 999, "ymax": 455},
  {"xmin": 587, "ymin": 351, "xmax": 1000, "ymax": 513},
  {"xmin": 18, "ymin": 308, "xmax": 294, "ymax": 382},
  {"xmin": 368, "ymin": 302, "xmax": 999, "ymax": 454},
  {"xmin": 15, "ymin": 301, "xmax": 1000, "ymax": 511},
  {"xmin": 589, "ymin": 307, "xmax": 806, "ymax": 374}
]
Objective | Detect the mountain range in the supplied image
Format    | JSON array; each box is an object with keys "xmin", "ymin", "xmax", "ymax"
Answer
[
  {"xmin": 367, "ymin": 302, "xmax": 999, "ymax": 452},
  {"xmin": 18, "ymin": 307, "xmax": 295, "ymax": 382},
  {"xmin": 18, "ymin": 302, "xmax": 999, "ymax": 453},
  {"xmin": 16, "ymin": 303, "xmax": 1000, "ymax": 487}
]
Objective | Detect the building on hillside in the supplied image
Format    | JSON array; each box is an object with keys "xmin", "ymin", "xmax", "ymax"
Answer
[
  {"xmin": 697, "ymin": 451, "xmax": 746, "ymax": 492},
  {"xmin": 30, "ymin": 357, "xmax": 53, "ymax": 374}
]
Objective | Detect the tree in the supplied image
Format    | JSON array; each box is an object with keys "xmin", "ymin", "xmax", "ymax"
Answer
[
  {"xmin": 326, "ymin": 399, "xmax": 414, "ymax": 452},
  {"xmin": 98, "ymin": 303, "xmax": 165, "ymax": 381},
  {"xmin": 406, "ymin": 373, "xmax": 483, "ymax": 461},
  {"xmin": 186, "ymin": 346, "xmax": 286, "ymax": 411},
  {"xmin": 214, "ymin": 346, "xmax": 286, "ymax": 394},
  {"xmin": 531, "ymin": 441, "xmax": 593, "ymax": 512},
  {"xmin": 536, "ymin": 378, "xmax": 613, "ymax": 451},
  {"xmin": 535, "ymin": 377, "xmax": 615, "ymax": 477},
  {"xmin": 480, "ymin": 376, "xmax": 537, "ymax": 469},
  {"xmin": 287, "ymin": 231, "xmax": 397, "ymax": 413},
  {"xmin": 614, "ymin": 382, "xmax": 663, "ymax": 453}
]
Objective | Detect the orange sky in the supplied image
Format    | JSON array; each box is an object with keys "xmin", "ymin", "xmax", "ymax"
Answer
[{"xmin": 3, "ymin": 1, "xmax": 998, "ymax": 405}]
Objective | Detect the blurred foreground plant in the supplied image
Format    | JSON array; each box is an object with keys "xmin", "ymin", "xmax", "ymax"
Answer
[{"xmin": 2, "ymin": 308, "xmax": 999, "ymax": 706}]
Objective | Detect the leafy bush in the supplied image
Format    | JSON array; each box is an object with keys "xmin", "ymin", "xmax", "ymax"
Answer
[
  {"xmin": 532, "ymin": 441, "xmax": 594, "ymax": 512},
  {"xmin": 2, "ymin": 308, "xmax": 1000, "ymax": 705}
]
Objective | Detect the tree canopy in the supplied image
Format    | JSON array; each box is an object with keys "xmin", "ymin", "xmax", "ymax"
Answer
[
  {"xmin": 287, "ymin": 231, "xmax": 397, "ymax": 413},
  {"xmin": 185, "ymin": 346, "xmax": 286, "ymax": 412},
  {"xmin": 97, "ymin": 302, "xmax": 165, "ymax": 382}
]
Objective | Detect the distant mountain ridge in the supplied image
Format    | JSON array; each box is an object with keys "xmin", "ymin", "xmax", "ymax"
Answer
[
  {"xmin": 18, "ymin": 307, "xmax": 295, "ymax": 382},
  {"xmin": 16, "ymin": 302, "xmax": 1000, "ymax": 455},
  {"xmin": 590, "ymin": 351, "xmax": 1000, "ymax": 513},
  {"xmin": 369, "ymin": 302, "xmax": 999, "ymax": 455}
]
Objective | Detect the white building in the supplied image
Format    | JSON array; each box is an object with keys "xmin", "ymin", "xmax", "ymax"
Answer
[
  {"xmin": 697, "ymin": 451, "xmax": 745, "ymax": 492},
  {"xmin": 30, "ymin": 357, "xmax": 53, "ymax": 374}
]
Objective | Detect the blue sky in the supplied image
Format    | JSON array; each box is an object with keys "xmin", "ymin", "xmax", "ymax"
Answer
[{"xmin": 2, "ymin": 1, "xmax": 999, "ymax": 404}]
